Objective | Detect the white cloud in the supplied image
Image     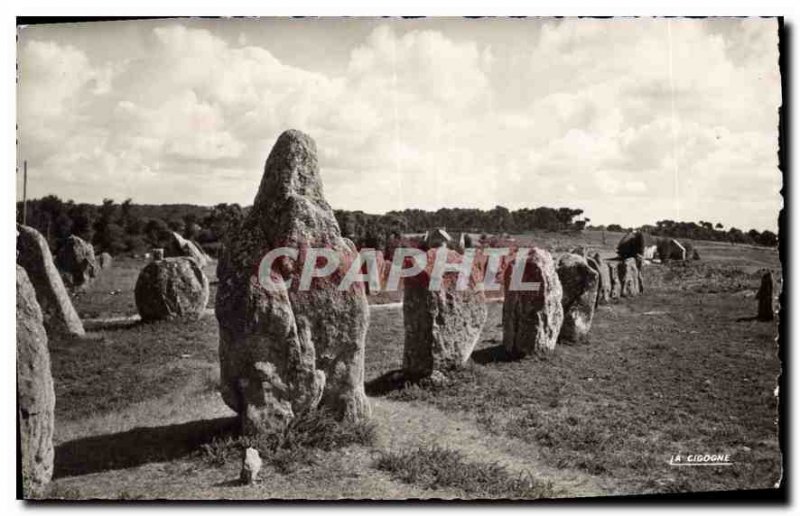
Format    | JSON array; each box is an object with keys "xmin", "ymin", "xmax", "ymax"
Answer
[{"xmin": 16, "ymin": 18, "xmax": 782, "ymax": 231}]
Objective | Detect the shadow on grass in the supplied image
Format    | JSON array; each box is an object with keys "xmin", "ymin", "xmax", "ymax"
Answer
[
  {"xmin": 54, "ymin": 416, "xmax": 239, "ymax": 478},
  {"xmin": 364, "ymin": 369, "xmax": 407, "ymax": 396},
  {"xmin": 470, "ymin": 344, "xmax": 517, "ymax": 364},
  {"xmin": 82, "ymin": 318, "xmax": 142, "ymax": 332}
]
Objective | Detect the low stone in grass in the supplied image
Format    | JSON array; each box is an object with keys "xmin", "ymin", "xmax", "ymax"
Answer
[
  {"xmin": 134, "ymin": 257, "xmax": 209, "ymax": 321},
  {"xmin": 557, "ymin": 254, "xmax": 599, "ymax": 343},
  {"xmin": 502, "ymin": 248, "xmax": 564, "ymax": 356},
  {"xmin": 240, "ymin": 447, "xmax": 262, "ymax": 485},
  {"xmin": 17, "ymin": 266, "xmax": 55, "ymax": 498},
  {"xmin": 403, "ymin": 248, "xmax": 487, "ymax": 379},
  {"xmin": 16, "ymin": 224, "xmax": 85, "ymax": 338},
  {"xmin": 55, "ymin": 235, "xmax": 98, "ymax": 291}
]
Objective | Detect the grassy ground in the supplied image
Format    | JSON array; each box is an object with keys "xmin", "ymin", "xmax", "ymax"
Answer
[
  {"xmin": 42, "ymin": 231, "xmax": 782, "ymax": 500},
  {"xmin": 368, "ymin": 264, "xmax": 781, "ymax": 495}
]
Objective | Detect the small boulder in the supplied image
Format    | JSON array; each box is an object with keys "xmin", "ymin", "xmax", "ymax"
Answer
[
  {"xmin": 402, "ymin": 248, "xmax": 487, "ymax": 378},
  {"xmin": 557, "ymin": 254, "xmax": 599, "ymax": 342},
  {"xmin": 17, "ymin": 266, "xmax": 55, "ymax": 498},
  {"xmin": 240, "ymin": 447, "xmax": 262, "ymax": 485},
  {"xmin": 618, "ymin": 258, "xmax": 641, "ymax": 297},
  {"xmin": 502, "ymin": 248, "xmax": 564, "ymax": 356},
  {"xmin": 55, "ymin": 235, "xmax": 98, "ymax": 290},
  {"xmin": 134, "ymin": 257, "xmax": 209, "ymax": 321},
  {"xmin": 17, "ymin": 225, "xmax": 85, "ymax": 338},
  {"xmin": 98, "ymin": 252, "xmax": 113, "ymax": 270}
]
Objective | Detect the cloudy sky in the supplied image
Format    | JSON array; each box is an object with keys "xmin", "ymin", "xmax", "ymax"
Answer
[{"xmin": 17, "ymin": 17, "xmax": 782, "ymax": 230}]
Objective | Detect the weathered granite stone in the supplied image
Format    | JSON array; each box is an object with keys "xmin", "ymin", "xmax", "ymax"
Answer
[
  {"xmin": 557, "ymin": 254, "xmax": 599, "ymax": 342},
  {"xmin": 403, "ymin": 248, "xmax": 487, "ymax": 377},
  {"xmin": 17, "ymin": 266, "xmax": 55, "ymax": 498},
  {"xmin": 502, "ymin": 248, "xmax": 564, "ymax": 356},
  {"xmin": 216, "ymin": 130, "xmax": 370, "ymax": 432},
  {"xmin": 17, "ymin": 225, "xmax": 85, "ymax": 338}
]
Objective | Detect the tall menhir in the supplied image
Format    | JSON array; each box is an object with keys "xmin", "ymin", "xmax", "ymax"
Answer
[{"xmin": 215, "ymin": 130, "xmax": 371, "ymax": 434}]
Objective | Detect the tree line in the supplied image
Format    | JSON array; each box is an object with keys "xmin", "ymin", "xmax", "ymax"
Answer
[
  {"xmin": 598, "ymin": 220, "xmax": 778, "ymax": 248},
  {"xmin": 17, "ymin": 196, "xmax": 777, "ymax": 256},
  {"xmin": 17, "ymin": 196, "xmax": 245, "ymax": 256}
]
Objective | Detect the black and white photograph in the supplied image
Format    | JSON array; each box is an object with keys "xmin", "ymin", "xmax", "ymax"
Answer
[{"xmin": 13, "ymin": 12, "xmax": 787, "ymax": 504}]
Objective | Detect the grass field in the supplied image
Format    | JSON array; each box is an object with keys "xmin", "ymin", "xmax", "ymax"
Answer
[{"xmin": 43, "ymin": 230, "xmax": 782, "ymax": 500}]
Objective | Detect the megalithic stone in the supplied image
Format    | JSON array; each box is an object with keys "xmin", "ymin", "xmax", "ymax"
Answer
[
  {"xmin": 757, "ymin": 271, "xmax": 775, "ymax": 321},
  {"xmin": 502, "ymin": 248, "xmax": 564, "ymax": 356},
  {"xmin": 17, "ymin": 265, "xmax": 55, "ymax": 497},
  {"xmin": 17, "ymin": 224, "xmax": 85, "ymax": 338},
  {"xmin": 216, "ymin": 130, "xmax": 370, "ymax": 433}
]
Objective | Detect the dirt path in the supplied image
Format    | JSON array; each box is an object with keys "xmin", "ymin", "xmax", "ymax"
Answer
[
  {"xmin": 51, "ymin": 375, "xmax": 604, "ymax": 500},
  {"xmin": 371, "ymin": 398, "xmax": 606, "ymax": 498}
]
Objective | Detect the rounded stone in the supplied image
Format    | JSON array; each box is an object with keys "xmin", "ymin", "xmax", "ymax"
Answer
[{"xmin": 134, "ymin": 257, "xmax": 209, "ymax": 321}]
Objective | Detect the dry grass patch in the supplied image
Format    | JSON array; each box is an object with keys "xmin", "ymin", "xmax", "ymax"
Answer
[{"xmin": 375, "ymin": 444, "xmax": 555, "ymax": 499}]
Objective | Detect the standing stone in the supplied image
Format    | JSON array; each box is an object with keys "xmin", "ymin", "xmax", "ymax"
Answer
[
  {"xmin": 657, "ymin": 238, "xmax": 687, "ymax": 262},
  {"xmin": 425, "ymin": 228, "xmax": 452, "ymax": 249},
  {"xmin": 216, "ymin": 129, "xmax": 370, "ymax": 433},
  {"xmin": 557, "ymin": 254, "xmax": 599, "ymax": 343},
  {"xmin": 165, "ymin": 231, "xmax": 209, "ymax": 267},
  {"xmin": 55, "ymin": 235, "xmax": 98, "ymax": 290},
  {"xmin": 587, "ymin": 254, "xmax": 610, "ymax": 306},
  {"xmin": 617, "ymin": 231, "xmax": 652, "ymax": 259},
  {"xmin": 757, "ymin": 271, "xmax": 775, "ymax": 321},
  {"xmin": 134, "ymin": 257, "xmax": 209, "ymax": 321},
  {"xmin": 607, "ymin": 261, "xmax": 622, "ymax": 299},
  {"xmin": 502, "ymin": 248, "xmax": 564, "ymax": 356},
  {"xmin": 98, "ymin": 252, "xmax": 113, "ymax": 270},
  {"xmin": 16, "ymin": 266, "xmax": 55, "ymax": 498},
  {"xmin": 359, "ymin": 249, "xmax": 385, "ymax": 295},
  {"xmin": 17, "ymin": 225, "xmax": 85, "ymax": 338},
  {"xmin": 152, "ymin": 248, "xmax": 165, "ymax": 261},
  {"xmin": 240, "ymin": 447, "xmax": 262, "ymax": 485},
  {"xmin": 635, "ymin": 255, "xmax": 646, "ymax": 294},
  {"xmin": 403, "ymin": 248, "xmax": 487, "ymax": 378},
  {"xmin": 618, "ymin": 258, "xmax": 641, "ymax": 297}
]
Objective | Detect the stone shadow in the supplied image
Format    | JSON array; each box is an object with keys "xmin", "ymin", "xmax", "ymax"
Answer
[
  {"xmin": 470, "ymin": 344, "xmax": 517, "ymax": 364},
  {"xmin": 54, "ymin": 416, "xmax": 239, "ymax": 478},
  {"xmin": 364, "ymin": 369, "xmax": 408, "ymax": 396}
]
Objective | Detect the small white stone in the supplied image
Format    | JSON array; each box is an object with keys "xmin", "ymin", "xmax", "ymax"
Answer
[{"xmin": 240, "ymin": 447, "xmax": 262, "ymax": 485}]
